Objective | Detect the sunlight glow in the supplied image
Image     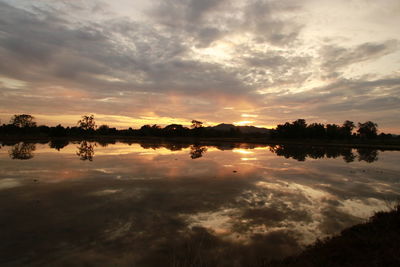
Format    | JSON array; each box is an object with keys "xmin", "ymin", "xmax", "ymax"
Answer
[
  {"xmin": 241, "ymin": 114, "xmax": 258, "ymax": 118},
  {"xmin": 240, "ymin": 157, "xmax": 258, "ymax": 161},
  {"xmin": 233, "ymin": 121, "xmax": 254, "ymax": 126},
  {"xmin": 232, "ymin": 149, "xmax": 254, "ymax": 154},
  {"xmin": 0, "ymin": 77, "xmax": 27, "ymax": 89},
  {"xmin": 192, "ymin": 41, "xmax": 234, "ymax": 63}
]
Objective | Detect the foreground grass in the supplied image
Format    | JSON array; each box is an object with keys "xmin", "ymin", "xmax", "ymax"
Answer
[
  {"xmin": 164, "ymin": 206, "xmax": 400, "ymax": 267},
  {"xmin": 269, "ymin": 205, "xmax": 400, "ymax": 267}
]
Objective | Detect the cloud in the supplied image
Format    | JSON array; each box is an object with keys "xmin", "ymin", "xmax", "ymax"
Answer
[
  {"xmin": 253, "ymin": 75, "xmax": 400, "ymax": 131},
  {"xmin": 238, "ymin": 47, "xmax": 312, "ymax": 88},
  {"xmin": 148, "ymin": 0, "xmax": 303, "ymax": 47},
  {"xmin": 150, "ymin": 0, "xmax": 226, "ymax": 25},
  {"xmin": 2, "ymin": 142, "xmax": 398, "ymax": 265},
  {"xmin": 0, "ymin": 0, "xmax": 399, "ymax": 131},
  {"xmin": 149, "ymin": 0, "xmax": 228, "ymax": 47},
  {"xmin": 320, "ymin": 40, "xmax": 399, "ymax": 75},
  {"xmin": 241, "ymin": 0, "xmax": 302, "ymax": 46}
]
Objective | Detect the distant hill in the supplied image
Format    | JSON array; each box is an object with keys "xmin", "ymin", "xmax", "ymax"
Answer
[{"xmin": 207, "ymin": 123, "xmax": 270, "ymax": 134}]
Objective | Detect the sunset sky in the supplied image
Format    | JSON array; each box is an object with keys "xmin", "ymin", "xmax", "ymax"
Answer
[{"xmin": 0, "ymin": 0, "xmax": 399, "ymax": 132}]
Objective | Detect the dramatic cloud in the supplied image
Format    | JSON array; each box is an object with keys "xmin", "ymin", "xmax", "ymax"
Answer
[
  {"xmin": 320, "ymin": 40, "xmax": 398, "ymax": 76},
  {"xmin": 0, "ymin": 0, "xmax": 399, "ymax": 131}
]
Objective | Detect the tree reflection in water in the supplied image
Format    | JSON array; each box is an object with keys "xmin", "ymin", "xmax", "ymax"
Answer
[
  {"xmin": 5, "ymin": 140, "xmax": 381, "ymax": 163},
  {"xmin": 139, "ymin": 142, "xmax": 207, "ymax": 159},
  {"xmin": 8, "ymin": 142, "xmax": 36, "ymax": 160},
  {"xmin": 189, "ymin": 145, "xmax": 207, "ymax": 159},
  {"xmin": 1, "ymin": 140, "xmax": 398, "ymax": 266},
  {"xmin": 49, "ymin": 139, "xmax": 69, "ymax": 151},
  {"xmin": 140, "ymin": 142, "xmax": 190, "ymax": 151},
  {"xmin": 76, "ymin": 141, "xmax": 96, "ymax": 161},
  {"xmin": 269, "ymin": 145, "xmax": 378, "ymax": 163},
  {"xmin": 357, "ymin": 148, "xmax": 379, "ymax": 163}
]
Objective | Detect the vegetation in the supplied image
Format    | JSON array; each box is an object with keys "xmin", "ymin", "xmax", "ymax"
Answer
[
  {"xmin": 0, "ymin": 114, "xmax": 398, "ymax": 142},
  {"xmin": 9, "ymin": 114, "xmax": 37, "ymax": 128},
  {"xmin": 357, "ymin": 121, "xmax": 379, "ymax": 138},
  {"xmin": 77, "ymin": 114, "xmax": 96, "ymax": 131},
  {"xmin": 268, "ymin": 205, "xmax": 400, "ymax": 267},
  {"xmin": 271, "ymin": 119, "xmax": 386, "ymax": 139}
]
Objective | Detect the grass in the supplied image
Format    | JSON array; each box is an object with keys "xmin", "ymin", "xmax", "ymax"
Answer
[
  {"xmin": 165, "ymin": 205, "xmax": 400, "ymax": 267},
  {"xmin": 157, "ymin": 206, "xmax": 400, "ymax": 267},
  {"xmin": 268, "ymin": 205, "xmax": 400, "ymax": 267}
]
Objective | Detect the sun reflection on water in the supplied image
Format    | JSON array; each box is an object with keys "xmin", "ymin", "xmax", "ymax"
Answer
[{"xmin": 0, "ymin": 141, "xmax": 399, "ymax": 266}]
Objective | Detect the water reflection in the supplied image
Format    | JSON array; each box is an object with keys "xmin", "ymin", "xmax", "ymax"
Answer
[
  {"xmin": 8, "ymin": 142, "xmax": 36, "ymax": 160},
  {"xmin": 189, "ymin": 145, "xmax": 207, "ymax": 159},
  {"xmin": 49, "ymin": 139, "xmax": 69, "ymax": 151},
  {"xmin": 97, "ymin": 139, "xmax": 116, "ymax": 147},
  {"xmin": 357, "ymin": 148, "xmax": 379, "ymax": 163},
  {"xmin": 76, "ymin": 141, "xmax": 95, "ymax": 161},
  {"xmin": 0, "ymin": 141, "xmax": 398, "ymax": 266},
  {"xmin": 8, "ymin": 140, "xmax": 379, "ymax": 163},
  {"xmin": 269, "ymin": 144, "xmax": 378, "ymax": 163},
  {"xmin": 140, "ymin": 142, "xmax": 190, "ymax": 151}
]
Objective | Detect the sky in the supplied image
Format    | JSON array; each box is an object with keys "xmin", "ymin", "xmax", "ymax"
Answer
[{"xmin": 0, "ymin": 0, "xmax": 399, "ymax": 132}]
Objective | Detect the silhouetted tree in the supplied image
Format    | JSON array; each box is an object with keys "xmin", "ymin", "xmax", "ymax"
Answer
[
  {"xmin": 97, "ymin": 124, "xmax": 110, "ymax": 135},
  {"xmin": 1, "ymin": 114, "xmax": 393, "ymax": 143},
  {"xmin": 10, "ymin": 114, "xmax": 37, "ymax": 128},
  {"xmin": 78, "ymin": 114, "xmax": 96, "ymax": 131},
  {"xmin": 49, "ymin": 124, "xmax": 66, "ymax": 137},
  {"xmin": 139, "ymin": 124, "xmax": 162, "ymax": 136},
  {"xmin": 164, "ymin": 124, "xmax": 184, "ymax": 131},
  {"xmin": 163, "ymin": 124, "xmax": 188, "ymax": 136},
  {"xmin": 326, "ymin": 124, "xmax": 341, "ymax": 139},
  {"xmin": 307, "ymin": 123, "xmax": 326, "ymax": 139},
  {"xmin": 293, "ymin": 119, "xmax": 306, "ymax": 128},
  {"xmin": 140, "ymin": 125, "xmax": 152, "ymax": 136},
  {"xmin": 191, "ymin": 120, "xmax": 203, "ymax": 129},
  {"xmin": 341, "ymin": 120, "xmax": 355, "ymax": 138},
  {"xmin": 357, "ymin": 121, "xmax": 378, "ymax": 138},
  {"xmin": 273, "ymin": 119, "xmax": 308, "ymax": 138}
]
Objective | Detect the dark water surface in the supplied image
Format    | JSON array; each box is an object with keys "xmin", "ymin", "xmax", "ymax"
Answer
[{"xmin": 1, "ymin": 141, "xmax": 399, "ymax": 266}]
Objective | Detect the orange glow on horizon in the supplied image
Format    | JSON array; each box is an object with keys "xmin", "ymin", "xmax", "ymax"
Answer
[
  {"xmin": 233, "ymin": 121, "xmax": 254, "ymax": 126},
  {"xmin": 0, "ymin": 112, "xmax": 278, "ymax": 129}
]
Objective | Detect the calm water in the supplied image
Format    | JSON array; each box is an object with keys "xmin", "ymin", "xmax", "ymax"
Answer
[{"xmin": 1, "ymin": 141, "xmax": 399, "ymax": 266}]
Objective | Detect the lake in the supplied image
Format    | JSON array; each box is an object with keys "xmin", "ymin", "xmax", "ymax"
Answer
[{"xmin": 1, "ymin": 141, "xmax": 399, "ymax": 266}]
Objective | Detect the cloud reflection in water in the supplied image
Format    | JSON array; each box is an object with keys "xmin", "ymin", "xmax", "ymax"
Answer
[{"xmin": 0, "ymin": 141, "xmax": 399, "ymax": 266}]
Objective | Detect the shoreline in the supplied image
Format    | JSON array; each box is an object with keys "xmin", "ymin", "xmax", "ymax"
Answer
[
  {"xmin": 1, "ymin": 135, "xmax": 400, "ymax": 150},
  {"xmin": 269, "ymin": 205, "xmax": 400, "ymax": 266}
]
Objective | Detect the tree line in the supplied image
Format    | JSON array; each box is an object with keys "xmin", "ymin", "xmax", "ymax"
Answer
[
  {"xmin": 0, "ymin": 114, "xmax": 250, "ymax": 138},
  {"xmin": 0, "ymin": 114, "xmax": 397, "ymax": 140},
  {"xmin": 270, "ymin": 119, "xmax": 389, "ymax": 139}
]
